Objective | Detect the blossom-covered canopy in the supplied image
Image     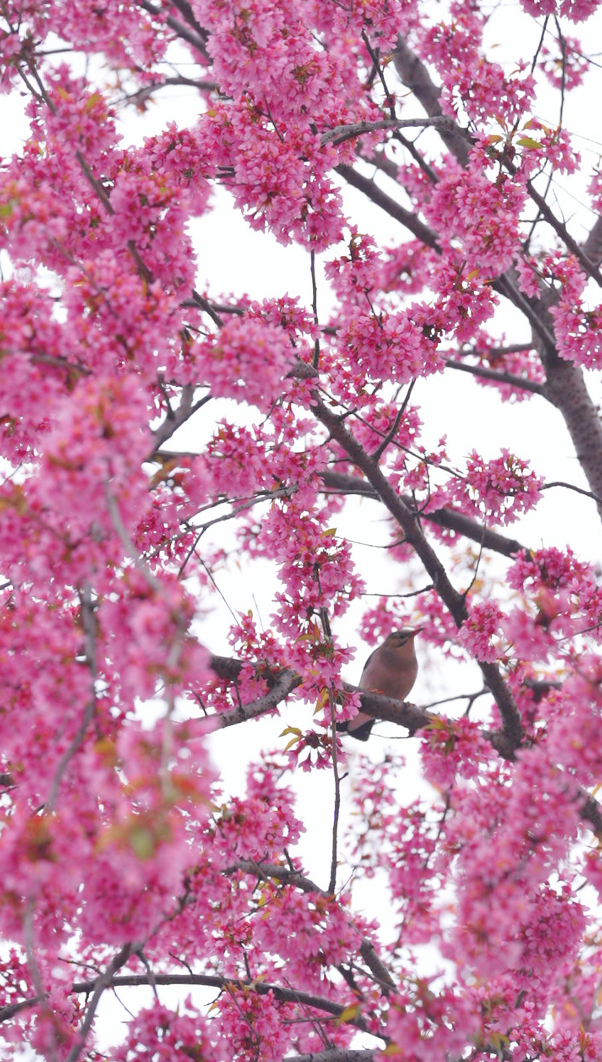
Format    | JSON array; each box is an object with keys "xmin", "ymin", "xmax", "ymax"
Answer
[{"xmin": 2, "ymin": 0, "xmax": 602, "ymax": 1058}]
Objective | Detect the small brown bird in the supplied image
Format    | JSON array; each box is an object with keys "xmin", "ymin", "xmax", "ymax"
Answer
[{"xmin": 340, "ymin": 628, "xmax": 421, "ymax": 741}]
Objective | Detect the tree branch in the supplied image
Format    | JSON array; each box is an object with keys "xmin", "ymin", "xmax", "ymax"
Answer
[
  {"xmin": 322, "ymin": 116, "xmax": 458, "ymax": 147},
  {"xmin": 216, "ymin": 669, "xmax": 302, "ymax": 727},
  {"xmin": 387, "ymin": 37, "xmax": 602, "ymax": 525},
  {"xmin": 0, "ymin": 995, "xmax": 43, "ymax": 1023},
  {"xmin": 69, "ymin": 973, "xmax": 380, "ymax": 1035},
  {"xmin": 47, "ymin": 584, "xmax": 97, "ymax": 810},
  {"xmin": 226, "ymin": 859, "xmax": 322, "ymax": 893},
  {"xmin": 580, "ymin": 791, "xmax": 602, "ymax": 835},
  {"xmin": 582, "ymin": 215, "xmax": 602, "ymax": 268},
  {"xmin": 319, "ymin": 471, "xmax": 528, "ymax": 559},
  {"xmin": 226, "ymin": 860, "xmax": 397, "ymax": 988},
  {"xmin": 335, "ymin": 165, "xmax": 439, "ymax": 250},
  {"xmin": 525, "ymin": 178, "xmax": 602, "ymax": 288},
  {"xmin": 151, "ymin": 386, "xmax": 212, "ymax": 449},
  {"xmin": 209, "ymin": 656, "xmax": 431, "ymax": 735},
  {"xmin": 65, "ymin": 944, "xmax": 134, "ymax": 1062},
  {"xmin": 311, "ymin": 399, "xmax": 525, "ymax": 750},
  {"xmin": 284, "ymin": 1052, "xmax": 375, "ymax": 1062},
  {"xmin": 208, "ymin": 656, "xmax": 602, "ymax": 835},
  {"xmin": 392, "ymin": 37, "xmax": 470, "ymax": 165},
  {"xmin": 136, "ymin": 0, "xmax": 210, "ymax": 58},
  {"xmin": 445, "ymin": 358, "xmax": 545, "ymax": 396}
]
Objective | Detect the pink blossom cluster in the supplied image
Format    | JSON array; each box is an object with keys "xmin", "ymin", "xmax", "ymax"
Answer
[
  {"xmin": 198, "ymin": 315, "xmax": 298, "ymax": 410},
  {"xmin": 435, "ymin": 449, "xmax": 544, "ymax": 525},
  {"xmin": 515, "ymin": 119, "xmax": 581, "ymax": 176},
  {"xmin": 552, "ymin": 295, "xmax": 602, "ymax": 368},
  {"xmin": 456, "ymin": 600, "xmax": 505, "ymax": 662},
  {"xmin": 420, "ymin": 2, "xmax": 536, "ymax": 124},
  {"xmin": 421, "ymin": 715, "xmax": 493, "ymax": 787},
  {"xmin": 541, "ymin": 36, "xmax": 589, "ymax": 89},
  {"xmin": 520, "ymin": 0, "xmax": 601, "ymax": 20},
  {"xmin": 426, "ymin": 161, "xmax": 528, "ymax": 275}
]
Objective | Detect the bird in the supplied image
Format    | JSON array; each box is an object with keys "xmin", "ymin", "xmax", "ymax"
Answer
[{"xmin": 339, "ymin": 628, "xmax": 421, "ymax": 741}]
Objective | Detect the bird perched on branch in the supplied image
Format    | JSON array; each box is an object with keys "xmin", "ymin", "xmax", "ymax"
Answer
[{"xmin": 339, "ymin": 628, "xmax": 421, "ymax": 741}]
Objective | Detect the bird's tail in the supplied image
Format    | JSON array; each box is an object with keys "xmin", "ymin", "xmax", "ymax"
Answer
[{"xmin": 336, "ymin": 719, "xmax": 373, "ymax": 741}]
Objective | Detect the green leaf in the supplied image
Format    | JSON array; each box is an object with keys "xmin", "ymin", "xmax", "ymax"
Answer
[{"xmin": 516, "ymin": 137, "xmax": 542, "ymax": 149}]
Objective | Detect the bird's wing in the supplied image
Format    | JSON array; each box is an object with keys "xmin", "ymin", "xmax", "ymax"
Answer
[{"xmin": 359, "ymin": 647, "xmax": 377, "ymax": 687}]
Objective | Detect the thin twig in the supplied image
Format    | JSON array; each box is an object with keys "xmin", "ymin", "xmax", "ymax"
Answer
[
  {"xmin": 105, "ymin": 486, "xmax": 162, "ymax": 592},
  {"xmin": 541, "ymin": 480, "xmax": 602, "ymax": 504},
  {"xmin": 65, "ymin": 944, "xmax": 135, "ymax": 1062},
  {"xmin": 372, "ymin": 378, "xmax": 417, "ymax": 461},
  {"xmin": 47, "ymin": 583, "xmax": 97, "ymax": 810},
  {"xmin": 191, "ymin": 289, "xmax": 224, "ymax": 327},
  {"xmin": 328, "ymin": 689, "xmax": 342, "ymax": 896}
]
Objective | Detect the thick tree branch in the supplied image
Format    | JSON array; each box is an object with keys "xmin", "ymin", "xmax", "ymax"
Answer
[
  {"xmin": 387, "ymin": 37, "xmax": 602, "ymax": 524},
  {"xmin": 342, "ymin": 687, "xmax": 432, "ymax": 734},
  {"xmin": 151, "ymin": 387, "xmax": 212, "ymax": 449},
  {"xmin": 136, "ymin": 0, "xmax": 210, "ymax": 58},
  {"xmin": 445, "ymin": 358, "xmax": 545, "ymax": 396},
  {"xmin": 120, "ymin": 75, "xmax": 217, "ymax": 107},
  {"xmin": 312, "ymin": 399, "xmax": 525, "ymax": 750},
  {"xmin": 322, "ymin": 116, "xmax": 458, "ymax": 147},
  {"xmin": 0, "ymin": 995, "xmax": 43, "ymax": 1023},
  {"xmin": 284, "ymin": 1052, "xmax": 375, "ymax": 1062},
  {"xmin": 319, "ymin": 471, "xmax": 529, "ymax": 558},
  {"xmin": 149, "ymin": 459, "xmax": 528, "ymax": 559},
  {"xmin": 209, "ymin": 654, "xmax": 432, "ymax": 734},
  {"xmin": 169, "ymin": 0, "xmax": 209, "ymax": 47},
  {"xmin": 343, "ymin": 148, "xmax": 557, "ymax": 365},
  {"xmin": 227, "ymin": 859, "xmax": 322, "ymax": 893},
  {"xmin": 337, "ymin": 170, "xmax": 557, "ymax": 361},
  {"xmin": 392, "ymin": 37, "xmax": 470, "ymax": 165},
  {"xmin": 210, "ymin": 657, "xmax": 602, "ymax": 833},
  {"xmin": 70, "ymin": 974, "xmax": 380, "ymax": 1035},
  {"xmin": 580, "ymin": 791, "xmax": 602, "ymax": 835},
  {"xmin": 335, "ymin": 165, "xmax": 439, "ymax": 250},
  {"xmin": 536, "ymin": 302, "xmax": 602, "ymax": 524},
  {"xmin": 583, "ymin": 215, "xmax": 602, "ymax": 267},
  {"xmin": 227, "ymin": 860, "xmax": 397, "ymax": 988},
  {"xmin": 4, "ymin": 975, "xmax": 379, "ymax": 1036},
  {"xmin": 217, "ymin": 669, "xmax": 302, "ymax": 727}
]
